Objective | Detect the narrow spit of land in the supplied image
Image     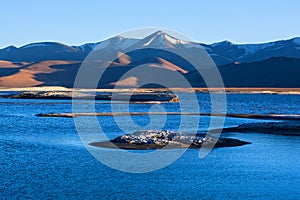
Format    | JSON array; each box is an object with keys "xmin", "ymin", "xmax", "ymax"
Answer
[{"xmin": 36, "ymin": 112, "xmax": 300, "ymax": 121}]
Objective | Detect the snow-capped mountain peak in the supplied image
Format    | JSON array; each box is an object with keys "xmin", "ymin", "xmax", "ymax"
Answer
[
  {"xmin": 139, "ymin": 31, "xmax": 191, "ymax": 47},
  {"xmin": 0, "ymin": 33, "xmax": 299, "ymax": 65}
]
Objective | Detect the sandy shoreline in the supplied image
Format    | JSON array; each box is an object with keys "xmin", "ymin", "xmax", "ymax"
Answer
[{"xmin": 1, "ymin": 86, "xmax": 300, "ymax": 94}]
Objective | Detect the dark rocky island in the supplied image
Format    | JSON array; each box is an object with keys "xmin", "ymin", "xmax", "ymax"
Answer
[{"xmin": 89, "ymin": 130, "xmax": 250, "ymax": 150}]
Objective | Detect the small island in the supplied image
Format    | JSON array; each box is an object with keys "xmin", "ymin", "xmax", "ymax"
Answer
[{"xmin": 89, "ymin": 130, "xmax": 250, "ymax": 150}]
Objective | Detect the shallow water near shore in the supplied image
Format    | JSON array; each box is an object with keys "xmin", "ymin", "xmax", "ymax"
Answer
[{"xmin": 1, "ymin": 93, "xmax": 300, "ymax": 199}]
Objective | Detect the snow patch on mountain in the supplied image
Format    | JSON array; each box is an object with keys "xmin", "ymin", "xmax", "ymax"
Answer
[
  {"xmin": 211, "ymin": 40, "xmax": 235, "ymax": 47},
  {"xmin": 142, "ymin": 31, "xmax": 168, "ymax": 47},
  {"xmin": 21, "ymin": 43, "xmax": 49, "ymax": 49},
  {"xmin": 141, "ymin": 31, "xmax": 199, "ymax": 49},
  {"xmin": 164, "ymin": 34, "xmax": 179, "ymax": 44},
  {"xmin": 143, "ymin": 36, "xmax": 157, "ymax": 46}
]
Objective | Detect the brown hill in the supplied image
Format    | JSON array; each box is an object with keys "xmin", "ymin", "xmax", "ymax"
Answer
[
  {"xmin": 0, "ymin": 57, "xmax": 299, "ymax": 88},
  {"xmin": 0, "ymin": 61, "xmax": 77, "ymax": 87}
]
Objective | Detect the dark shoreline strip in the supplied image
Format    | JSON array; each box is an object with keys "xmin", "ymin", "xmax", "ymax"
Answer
[{"xmin": 36, "ymin": 112, "xmax": 300, "ymax": 121}]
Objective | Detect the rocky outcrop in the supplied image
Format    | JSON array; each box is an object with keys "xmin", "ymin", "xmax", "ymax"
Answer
[{"xmin": 89, "ymin": 130, "xmax": 250, "ymax": 150}]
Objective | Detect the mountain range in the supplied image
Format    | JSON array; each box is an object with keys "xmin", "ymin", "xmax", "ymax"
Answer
[{"xmin": 0, "ymin": 31, "xmax": 299, "ymax": 88}]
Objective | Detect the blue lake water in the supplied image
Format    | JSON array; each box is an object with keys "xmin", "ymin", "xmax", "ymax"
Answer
[{"xmin": 1, "ymin": 93, "xmax": 300, "ymax": 199}]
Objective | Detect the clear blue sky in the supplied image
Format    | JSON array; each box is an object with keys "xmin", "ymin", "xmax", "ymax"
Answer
[{"xmin": 1, "ymin": 0, "xmax": 300, "ymax": 48}]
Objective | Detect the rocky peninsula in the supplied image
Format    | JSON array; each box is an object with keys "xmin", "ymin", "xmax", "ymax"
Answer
[
  {"xmin": 219, "ymin": 120, "xmax": 300, "ymax": 136},
  {"xmin": 89, "ymin": 130, "xmax": 250, "ymax": 150}
]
